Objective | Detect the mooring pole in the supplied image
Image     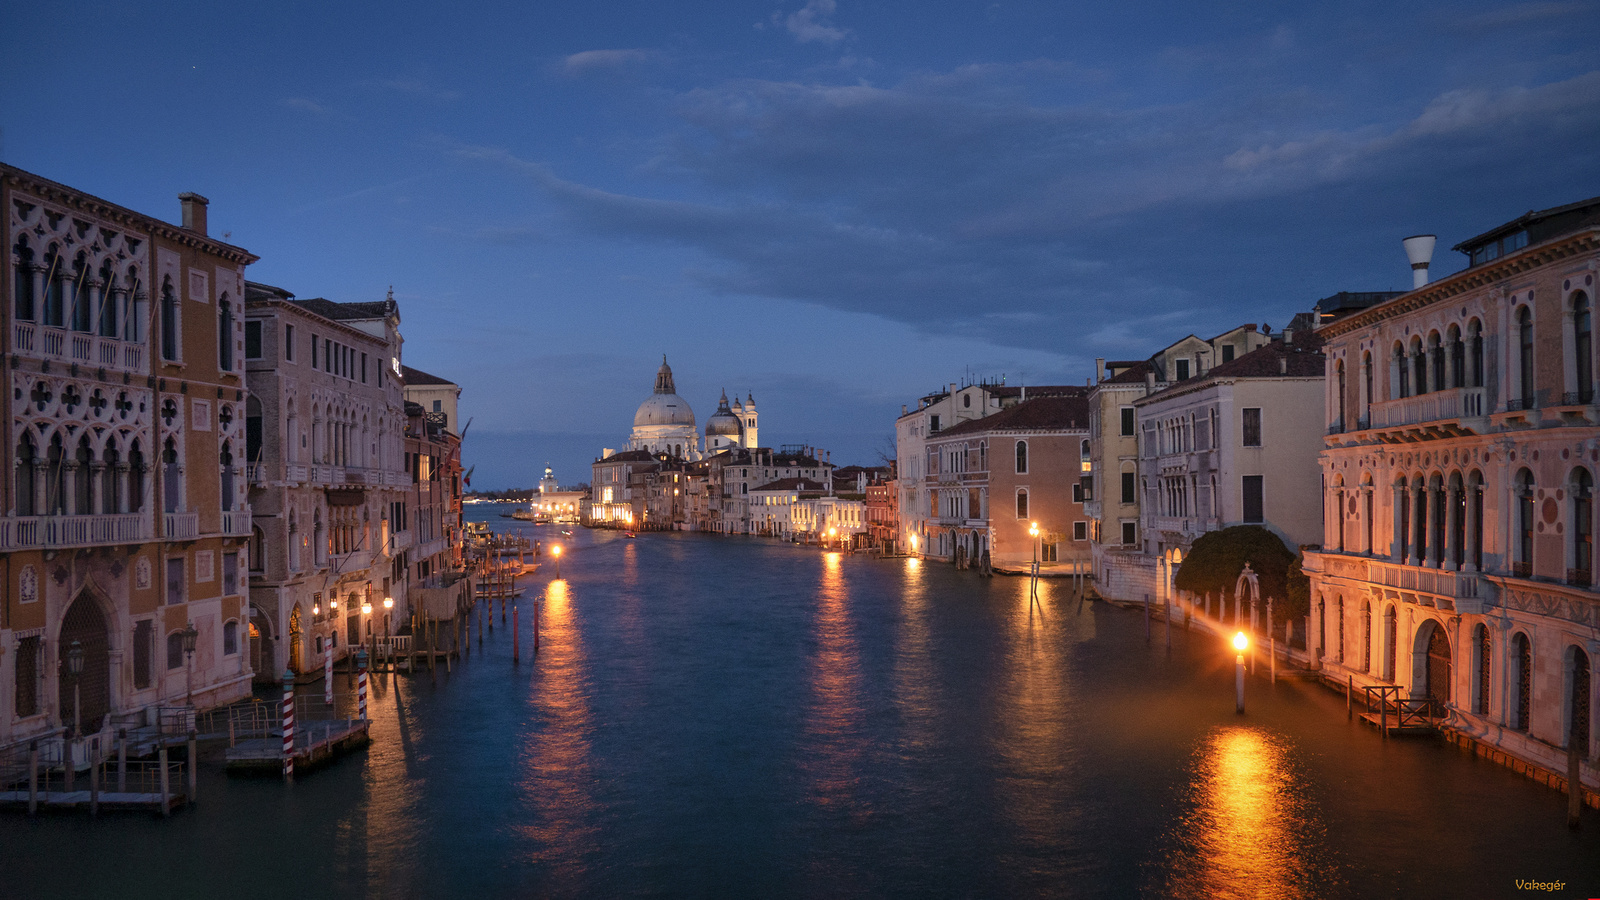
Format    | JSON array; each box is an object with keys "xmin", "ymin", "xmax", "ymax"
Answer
[
  {"xmin": 187, "ymin": 730, "xmax": 198, "ymax": 805},
  {"xmin": 158, "ymin": 744, "xmax": 171, "ymax": 817},
  {"xmin": 358, "ymin": 648, "xmax": 369, "ymax": 720},
  {"xmin": 27, "ymin": 741, "xmax": 38, "ymax": 816},
  {"xmin": 282, "ymin": 669, "xmax": 296, "ymax": 783},
  {"xmin": 1569, "ymin": 742, "xmax": 1583, "ymax": 830},
  {"xmin": 1144, "ymin": 594, "xmax": 1151, "ymax": 643},
  {"xmin": 513, "ymin": 602, "xmax": 520, "ymax": 664}
]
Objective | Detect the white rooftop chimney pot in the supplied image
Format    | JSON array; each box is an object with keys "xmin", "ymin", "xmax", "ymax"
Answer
[{"xmin": 1403, "ymin": 234, "xmax": 1436, "ymax": 290}]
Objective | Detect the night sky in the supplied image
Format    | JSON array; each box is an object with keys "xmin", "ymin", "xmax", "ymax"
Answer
[{"xmin": 5, "ymin": 0, "xmax": 1597, "ymax": 488}]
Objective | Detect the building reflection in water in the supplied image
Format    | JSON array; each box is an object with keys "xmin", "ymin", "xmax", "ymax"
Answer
[
  {"xmin": 890, "ymin": 556, "xmax": 937, "ymax": 745},
  {"xmin": 1155, "ymin": 726, "xmax": 1328, "ymax": 899},
  {"xmin": 515, "ymin": 577, "xmax": 598, "ymax": 883},
  {"xmin": 801, "ymin": 552, "xmax": 865, "ymax": 821}
]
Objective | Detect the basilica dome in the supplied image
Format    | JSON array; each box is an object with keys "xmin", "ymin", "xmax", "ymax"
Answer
[
  {"xmin": 705, "ymin": 390, "xmax": 742, "ymax": 437},
  {"xmin": 633, "ymin": 358, "xmax": 696, "ymax": 427}
]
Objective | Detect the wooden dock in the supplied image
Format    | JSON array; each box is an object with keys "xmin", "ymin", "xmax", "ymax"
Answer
[{"xmin": 225, "ymin": 718, "xmax": 370, "ymax": 773}]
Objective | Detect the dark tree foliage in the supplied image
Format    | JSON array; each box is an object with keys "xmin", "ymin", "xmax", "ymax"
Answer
[{"xmin": 1173, "ymin": 526, "xmax": 1302, "ymax": 623}]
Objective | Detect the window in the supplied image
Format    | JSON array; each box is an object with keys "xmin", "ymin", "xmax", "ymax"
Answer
[
  {"xmin": 223, "ymin": 551, "xmax": 240, "ymax": 596},
  {"xmin": 167, "ymin": 632, "xmax": 184, "ymax": 670},
  {"xmin": 285, "ymin": 323, "xmax": 295, "ymax": 361},
  {"xmin": 1515, "ymin": 468, "xmax": 1535, "ymax": 575},
  {"xmin": 1016, "ymin": 489, "xmax": 1029, "ymax": 519},
  {"xmin": 361, "ymin": 352, "xmax": 368, "ymax": 384},
  {"xmin": 1241, "ymin": 408, "xmax": 1262, "ymax": 447},
  {"xmin": 1242, "ymin": 475, "xmax": 1264, "ymax": 523},
  {"xmin": 14, "ymin": 635, "xmax": 40, "ymax": 717},
  {"xmin": 929, "ymin": 414, "xmax": 941, "ymax": 433},
  {"xmin": 432, "ymin": 400, "xmax": 442, "ymax": 412},
  {"xmin": 1511, "ymin": 632, "xmax": 1532, "ymax": 731},
  {"xmin": 218, "ymin": 298, "xmax": 234, "ymax": 371},
  {"xmin": 1041, "ymin": 542, "xmax": 1058, "ymax": 562},
  {"xmin": 245, "ymin": 320, "xmax": 262, "ymax": 358},
  {"xmin": 1221, "ymin": 345, "xmax": 1235, "ymax": 363},
  {"xmin": 1474, "ymin": 623, "xmax": 1491, "ymax": 715},
  {"xmin": 1072, "ymin": 483, "xmax": 1083, "ymax": 503},
  {"xmin": 1174, "ymin": 358, "xmax": 1190, "ymax": 381},
  {"xmin": 311, "ymin": 333, "xmax": 318, "ymax": 368},
  {"xmin": 133, "ymin": 620, "xmax": 153, "ymax": 689},
  {"xmin": 1518, "ymin": 305, "xmax": 1535, "ymax": 408},
  {"xmin": 223, "ymin": 621, "xmax": 239, "ymax": 655},
  {"xmin": 166, "ymin": 557, "xmax": 185, "ymax": 605},
  {"xmin": 1575, "ymin": 292, "xmax": 1593, "ymax": 403},
  {"xmin": 1122, "ymin": 521, "xmax": 1137, "ymax": 545},
  {"xmin": 1120, "ymin": 407, "xmax": 1135, "ymax": 436},
  {"xmin": 1073, "ymin": 521, "xmax": 1087, "ymax": 541},
  {"xmin": 160, "ymin": 277, "xmax": 179, "ymax": 360},
  {"xmin": 1573, "ymin": 468, "xmax": 1593, "ymax": 585},
  {"xmin": 1015, "ymin": 440, "xmax": 1028, "ymax": 474},
  {"xmin": 1122, "ymin": 471, "xmax": 1136, "ymax": 504}
]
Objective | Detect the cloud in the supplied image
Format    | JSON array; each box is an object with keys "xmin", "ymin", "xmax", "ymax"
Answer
[
  {"xmin": 1450, "ymin": 0, "xmax": 1593, "ymax": 31},
  {"xmin": 360, "ymin": 78, "xmax": 460, "ymax": 101},
  {"xmin": 281, "ymin": 97, "xmax": 329, "ymax": 116},
  {"xmin": 561, "ymin": 49, "xmax": 659, "ymax": 76},
  {"xmin": 782, "ymin": 0, "xmax": 848, "ymax": 45}
]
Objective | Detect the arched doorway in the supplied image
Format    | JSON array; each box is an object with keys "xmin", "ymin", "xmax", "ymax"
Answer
[
  {"xmin": 1419, "ymin": 620, "xmax": 1451, "ymax": 714},
  {"xmin": 58, "ymin": 591, "xmax": 111, "ymax": 734},
  {"xmin": 250, "ymin": 610, "xmax": 275, "ymax": 682},
  {"xmin": 288, "ymin": 605, "xmax": 303, "ymax": 673}
]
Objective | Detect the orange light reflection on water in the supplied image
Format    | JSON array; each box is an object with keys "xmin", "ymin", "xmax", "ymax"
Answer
[
  {"xmin": 802, "ymin": 551, "xmax": 864, "ymax": 817},
  {"xmin": 1159, "ymin": 726, "xmax": 1321, "ymax": 899},
  {"xmin": 514, "ymin": 577, "xmax": 597, "ymax": 880}
]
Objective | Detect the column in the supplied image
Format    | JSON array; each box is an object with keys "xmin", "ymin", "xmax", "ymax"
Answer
[
  {"xmin": 1464, "ymin": 479, "xmax": 1480, "ymax": 573},
  {"xmin": 89, "ymin": 462, "xmax": 105, "ymax": 516},
  {"xmin": 1445, "ymin": 482, "xmax": 1461, "ymax": 571},
  {"xmin": 1393, "ymin": 483, "xmax": 1407, "ymax": 561}
]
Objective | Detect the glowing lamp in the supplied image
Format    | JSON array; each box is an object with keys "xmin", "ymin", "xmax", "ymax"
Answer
[
  {"xmin": 1233, "ymin": 631, "xmax": 1248, "ymax": 652},
  {"xmin": 362, "ymin": 601, "xmax": 373, "ymax": 615},
  {"xmin": 383, "ymin": 597, "xmax": 394, "ymax": 610}
]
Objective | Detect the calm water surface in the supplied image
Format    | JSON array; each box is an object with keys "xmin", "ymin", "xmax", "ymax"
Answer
[{"xmin": 5, "ymin": 509, "xmax": 1597, "ymax": 898}]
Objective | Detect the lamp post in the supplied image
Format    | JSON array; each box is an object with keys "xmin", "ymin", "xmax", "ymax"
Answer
[
  {"xmin": 827, "ymin": 526, "xmax": 836, "ymax": 549},
  {"xmin": 64, "ymin": 640, "xmax": 85, "ymax": 736},
  {"xmin": 178, "ymin": 622, "xmax": 199, "ymax": 709},
  {"xmin": 1233, "ymin": 631, "xmax": 1249, "ymax": 714},
  {"xmin": 362, "ymin": 598, "xmax": 374, "ymax": 676},
  {"xmin": 553, "ymin": 543, "xmax": 562, "ymax": 579},
  {"xmin": 1028, "ymin": 522, "xmax": 1041, "ymax": 604},
  {"xmin": 383, "ymin": 596, "xmax": 394, "ymax": 671}
]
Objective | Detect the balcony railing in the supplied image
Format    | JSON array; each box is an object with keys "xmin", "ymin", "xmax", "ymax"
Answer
[
  {"xmin": 286, "ymin": 464, "xmax": 308, "ymax": 483},
  {"xmin": 1369, "ymin": 387, "xmax": 1487, "ymax": 430},
  {"xmin": 12, "ymin": 323, "xmax": 146, "ymax": 374},
  {"xmin": 246, "ymin": 463, "xmax": 267, "ymax": 485},
  {"xmin": 1366, "ymin": 558, "xmax": 1479, "ymax": 599},
  {"xmin": 0, "ymin": 513, "xmax": 151, "ymax": 550},
  {"xmin": 164, "ymin": 511, "xmax": 199, "ymax": 539},
  {"xmin": 1150, "ymin": 515, "xmax": 1220, "ymax": 537},
  {"xmin": 1562, "ymin": 391, "xmax": 1595, "ymax": 407},
  {"xmin": 220, "ymin": 509, "xmax": 252, "ymax": 536}
]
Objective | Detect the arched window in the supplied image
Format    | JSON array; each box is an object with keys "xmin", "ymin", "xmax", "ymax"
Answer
[
  {"xmin": 1449, "ymin": 471, "xmax": 1465, "ymax": 570},
  {"xmin": 1573, "ymin": 468, "xmax": 1593, "ymax": 586},
  {"xmin": 1336, "ymin": 595, "xmax": 1345, "ymax": 662},
  {"xmin": 1016, "ymin": 488, "xmax": 1028, "ymax": 519},
  {"xmin": 123, "ymin": 268, "xmax": 144, "ymax": 343},
  {"xmin": 70, "ymin": 255, "xmax": 91, "ymax": 333},
  {"xmin": 14, "ymin": 431, "xmax": 38, "ymax": 516},
  {"xmin": 1468, "ymin": 469, "xmax": 1485, "ymax": 571},
  {"xmin": 1429, "ymin": 472, "xmax": 1446, "ymax": 567},
  {"xmin": 1361, "ymin": 600, "xmax": 1372, "ymax": 673},
  {"xmin": 1574, "ymin": 292, "xmax": 1593, "ymax": 404},
  {"xmin": 1429, "ymin": 332, "xmax": 1444, "ymax": 393},
  {"xmin": 73, "ymin": 434, "xmax": 93, "ymax": 515},
  {"xmin": 219, "ymin": 440, "xmax": 235, "ymax": 511},
  {"xmin": 223, "ymin": 621, "xmax": 239, "ymax": 656},
  {"xmin": 246, "ymin": 396, "xmax": 263, "ymax": 466},
  {"xmin": 1568, "ymin": 645, "xmax": 1591, "ymax": 756},
  {"xmin": 1334, "ymin": 360, "xmax": 1346, "ymax": 432},
  {"xmin": 160, "ymin": 277, "xmax": 179, "ymax": 361},
  {"xmin": 1015, "ymin": 440, "xmax": 1028, "ymax": 474},
  {"xmin": 1511, "ymin": 632, "xmax": 1532, "ymax": 732},
  {"xmin": 219, "ymin": 296, "xmax": 234, "ymax": 370},
  {"xmin": 13, "ymin": 236, "xmax": 35, "ymax": 321},
  {"xmin": 1448, "ymin": 324, "xmax": 1464, "ymax": 389},
  {"xmin": 1384, "ymin": 606, "xmax": 1398, "ymax": 681},
  {"xmin": 1361, "ymin": 351, "xmax": 1373, "ymax": 425},
  {"xmin": 163, "ymin": 437, "xmax": 181, "ymax": 513},
  {"xmin": 98, "ymin": 261, "xmax": 117, "ymax": 338},
  {"xmin": 288, "ymin": 512, "xmax": 301, "ymax": 571},
  {"xmin": 1411, "ymin": 337, "xmax": 1427, "ymax": 396},
  {"xmin": 101, "ymin": 441, "xmax": 121, "ymax": 514},
  {"xmin": 1395, "ymin": 342, "xmax": 1410, "ymax": 398},
  {"xmin": 1518, "ymin": 305, "xmax": 1535, "ymax": 408},
  {"xmin": 1515, "ymin": 468, "xmax": 1535, "ymax": 577},
  {"xmin": 128, "ymin": 441, "xmax": 145, "ymax": 513},
  {"xmin": 1473, "ymin": 623, "xmax": 1491, "ymax": 715},
  {"xmin": 1395, "ymin": 475, "xmax": 1411, "ymax": 563},
  {"xmin": 1467, "ymin": 319, "xmax": 1484, "ymax": 387},
  {"xmin": 251, "ymin": 526, "xmax": 266, "ymax": 572}
]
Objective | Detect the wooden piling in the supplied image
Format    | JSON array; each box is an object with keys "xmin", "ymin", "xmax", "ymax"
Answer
[
  {"xmin": 117, "ymin": 729, "xmax": 127, "ymax": 793},
  {"xmin": 1347, "ymin": 676, "xmax": 1352, "ymax": 718},
  {"xmin": 1163, "ymin": 596, "xmax": 1171, "ymax": 653},
  {"xmin": 513, "ymin": 603, "xmax": 520, "ymax": 663},
  {"xmin": 89, "ymin": 745, "xmax": 99, "ymax": 816},
  {"xmin": 65, "ymin": 737, "xmax": 75, "ymax": 794},
  {"xmin": 27, "ymin": 741, "xmax": 37, "ymax": 816},
  {"xmin": 1570, "ymin": 742, "xmax": 1583, "ymax": 829},
  {"xmin": 158, "ymin": 745, "xmax": 171, "ymax": 817},
  {"xmin": 1144, "ymin": 594, "xmax": 1150, "ymax": 643}
]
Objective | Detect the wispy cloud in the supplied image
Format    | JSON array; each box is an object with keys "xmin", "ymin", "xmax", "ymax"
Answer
[
  {"xmin": 281, "ymin": 97, "xmax": 330, "ymax": 116},
  {"xmin": 560, "ymin": 49, "xmax": 660, "ymax": 76},
  {"xmin": 359, "ymin": 77, "xmax": 460, "ymax": 102},
  {"xmin": 781, "ymin": 0, "xmax": 848, "ymax": 45}
]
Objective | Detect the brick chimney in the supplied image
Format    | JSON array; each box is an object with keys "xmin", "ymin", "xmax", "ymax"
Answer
[{"xmin": 179, "ymin": 192, "xmax": 209, "ymax": 235}]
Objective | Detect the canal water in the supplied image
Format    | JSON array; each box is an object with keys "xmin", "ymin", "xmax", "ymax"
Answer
[{"xmin": 5, "ymin": 506, "xmax": 1596, "ymax": 898}]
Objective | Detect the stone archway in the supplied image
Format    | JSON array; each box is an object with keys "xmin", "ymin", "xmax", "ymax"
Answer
[
  {"xmin": 58, "ymin": 589, "xmax": 111, "ymax": 733},
  {"xmin": 1416, "ymin": 619, "xmax": 1451, "ymax": 713},
  {"xmin": 250, "ymin": 609, "xmax": 275, "ymax": 683}
]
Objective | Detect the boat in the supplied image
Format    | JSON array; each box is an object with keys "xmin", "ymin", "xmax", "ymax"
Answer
[{"xmin": 623, "ymin": 531, "xmax": 637, "ymax": 539}]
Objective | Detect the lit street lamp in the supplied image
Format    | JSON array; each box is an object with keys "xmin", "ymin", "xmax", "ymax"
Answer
[
  {"xmin": 64, "ymin": 640, "xmax": 85, "ymax": 735},
  {"xmin": 1028, "ymin": 522, "xmax": 1041, "ymax": 604},
  {"xmin": 1233, "ymin": 631, "xmax": 1249, "ymax": 714},
  {"xmin": 182, "ymin": 622, "xmax": 199, "ymax": 708},
  {"xmin": 553, "ymin": 543, "xmax": 562, "ymax": 579}
]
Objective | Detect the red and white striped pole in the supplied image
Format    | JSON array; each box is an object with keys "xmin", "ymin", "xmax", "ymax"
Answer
[
  {"xmin": 357, "ymin": 648, "xmax": 368, "ymax": 720},
  {"xmin": 323, "ymin": 642, "xmax": 333, "ymax": 706},
  {"xmin": 513, "ymin": 603, "xmax": 520, "ymax": 664},
  {"xmin": 281, "ymin": 669, "xmax": 295, "ymax": 783}
]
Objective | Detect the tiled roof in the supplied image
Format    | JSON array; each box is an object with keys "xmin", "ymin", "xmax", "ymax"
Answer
[
  {"xmin": 1104, "ymin": 359, "xmax": 1156, "ymax": 384},
  {"xmin": 935, "ymin": 395, "xmax": 1091, "ymax": 436},
  {"xmin": 985, "ymin": 384, "xmax": 1087, "ymax": 399},
  {"xmin": 597, "ymin": 449, "xmax": 659, "ymax": 463},
  {"xmin": 1202, "ymin": 331, "xmax": 1324, "ymax": 379},
  {"xmin": 401, "ymin": 365, "xmax": 455, "ymax": 386},
  {"xmin": 751, "ymin": 477, "xmax": 828, "ymax": 492},
  {"xmin": 291, "ymin": 297, "xmax": 393, "ymax": 322}
]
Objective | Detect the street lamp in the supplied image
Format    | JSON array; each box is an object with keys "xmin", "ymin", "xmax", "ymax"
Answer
[
  {"xmin": 382, "ymin": 596, "xmax": 394, "ymax": 669},
  {"xmin": 181, "ymin": 622, "xmax": 199, "ymax": 708},
  {"xmin": 64, "ymin": 640, "xmax": 85, "ymax": 735},
  {"xmin": 1233, "ymin": 631, "xmax": 1249, "ymax": 714},
  {"xmin": 553, "ymin": 543, "xmax": 562, "ymax": 579},
  {"xmin": 827, "ymin": 526, "xmax": 836, "ymax": 549},
  {"xmin": 1028, "ymin": 522, "xmax": 1041, "ymax": 603}
]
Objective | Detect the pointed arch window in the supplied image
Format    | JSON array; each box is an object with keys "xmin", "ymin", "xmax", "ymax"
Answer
[
  {"xmin": 218, "ymin": 296, "xmax": 234, "ymax": 371},
  {"xmin": 13, "ymin": 236, "xmax": 35, "ymax": 321},
  {"xmin": 1468, "ymin": 319, "xmax": 1484, "ymax": 387},
  {"xmin": 1572, "ymin": 468, "xmax": 1592, "ymax": 586},
  {"xmin": 1515, "ymin": 468, "xmax": 1535, "ymax": 577},
  {"xmin": 1015, "ymin": 440, "xmax": 1028, "ymax": 475},
  {"xmin": 15, "ymin": 431, "xmax": 38, "ymax": 516},
  {"xmin": 1518, "ymin": 305, "xmax": 1535, "ymax": 408},
  {"xmin": 160, "ymin": 277, "xmax": 179, "ymax": 361},
  {"xmin": 70, "ymin": 255, "xmax": 92, "ymax": 333},
  {"xmin": 1574, "ymin": 292, "xmax": 1593, "ymax": 404},
  {"xmin": 1474, "ymin": 623, "xmax": 1491, "ymax": 715},
  {"xmin": 43, "ymin": 247, "xmax": 64, "ymax": 327},
  {"xmin": 98, "ymin": 261, "xmax": 118, "ymax": 338}
]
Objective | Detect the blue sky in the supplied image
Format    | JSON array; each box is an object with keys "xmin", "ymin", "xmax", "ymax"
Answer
[{"xmin": 6, "ymin": 0, "xmax": 1598, "ymax": 488}]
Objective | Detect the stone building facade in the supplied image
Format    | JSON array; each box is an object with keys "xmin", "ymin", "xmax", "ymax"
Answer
[
  {"xmin": 1304, "ymin": 196, "xmax": 1600, "ymax": 792},
  {"xmin": 3, "ymin": 165, "xmax": 257, "ymax": 748}
]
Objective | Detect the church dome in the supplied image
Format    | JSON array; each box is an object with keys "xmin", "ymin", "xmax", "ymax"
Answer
[
  {"xmin": 633, "ymin": 356, "xmax": 695, "ymax": 427},
  {"xmin": 706, "ymin": 390, "xmax": 742, "ymax": 437}
]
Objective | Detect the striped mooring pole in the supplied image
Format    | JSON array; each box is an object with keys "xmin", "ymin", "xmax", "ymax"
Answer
[
  {"xmin": 323, "ymin": 645, "xmax": 334, "ymax": 705},
  {"xmin": 357, "ymin": 648, "xmax": 369, "ymax": 720},
  {"xmin": 281, "ymin": 669, "xmax": 296, "ymax": 783}
]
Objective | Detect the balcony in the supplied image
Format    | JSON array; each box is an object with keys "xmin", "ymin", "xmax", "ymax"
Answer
[
  {"xmin": 0, "ymin": 513, "xmax": 151, "ymax": 550},
  {"xmin": 286, "ymin": 464, "xmax": 308, "ymax": 484},
  {"xmin": 12, "ymin": 323, "xmax": 145, "ymax": 375},
  {"xmin": 246, "ymin": 464, "xmax": 268, "ymax": 485},
  {"xmin": 220, "ymin": 509, "xmax": 252, "ymax": 536},
  {"xmin": 1367, "ymin": 387, "xmax": 1487, "ymax": 441},
  {"xmin": 164, "ymin": 511, "xmax": 199, "ymax": 539},
  {"xmin": 1150, "ymin": 515, "xmax": 1221, "ymax": 538},
  {"xmin": 1364, "ymin": 558, "xmax": 1480, "ymax": 604}
]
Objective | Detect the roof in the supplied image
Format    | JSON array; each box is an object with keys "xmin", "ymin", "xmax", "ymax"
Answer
[
  {"xmin": 1453, "ymin": 194, "xmax": 1600, "ymax": 258},
  {"xmin": 595, "ymin": 449, "xmax": 659, "ymax": 464},
  {"xmin": 936, "ymin": 395, "xmax": 1091, "ymax": 436},
  {"xmin": 1104, "ymin": 359, "xmax": 1157, "ymax": 385},
  {"xmin": 1138, "ymin": 333, "xmax": 1325, "ymax": 403},
  {"xmin": 291, "ymin": 297, "xmax": 395, "ymax": 322},
  {"xmin": 985, "ymin": 384, "xmax": 1087, "ymax": 399},
  {"xmin": 401, "ymin": 365, "xmax": 456, "ymax": 387},
  {"xmin": 750, "ymin": 477, "xmax": 829, "ymax": 493}
]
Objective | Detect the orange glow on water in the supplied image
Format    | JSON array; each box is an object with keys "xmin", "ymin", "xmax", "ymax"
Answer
[{"xmin": 802, "ymin": 550, "xmax": 864, "ymax": 819}]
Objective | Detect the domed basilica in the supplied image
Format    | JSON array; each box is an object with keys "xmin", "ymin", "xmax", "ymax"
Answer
[{"xmin": 626, "ymin": 357, "xmax": 758, "ymax": 459}]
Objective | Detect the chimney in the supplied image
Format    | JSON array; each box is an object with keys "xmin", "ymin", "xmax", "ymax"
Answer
[
  {"xmin": 1279, "ymin": 355, "xmax": 1288, "ymax": 375},
  {"xmin": 179, "ymin": 192, "xmax": 209, "ymax": 235},
  {"xmin": 1403, "ymin": 234, "xmax": 1436, "ymax": 289},
  {"xmin": 1094, "ymin": 357, "xmax": 1105, "ymax": 383}
]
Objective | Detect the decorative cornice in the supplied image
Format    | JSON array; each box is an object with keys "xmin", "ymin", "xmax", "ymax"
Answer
[
  {"xmin": 1319, "ymin": 229, "xmax": 1600, "ymax": 339},
  {"xmin": 3, "ymin": 163, "xmax": 260, "ymax": 266}
]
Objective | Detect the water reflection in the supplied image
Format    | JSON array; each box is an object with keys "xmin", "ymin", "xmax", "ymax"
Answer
[
  {"xmin": 515, "ymin": 578, "xmax": 597, "ymax": 883},
  {"xmin": 801, "ymin": 552, "xmax": 865, "ymax": 819},
  {"xmin": 1154, "ymin": 726, "xmax": 1328, "ymax": 899}
]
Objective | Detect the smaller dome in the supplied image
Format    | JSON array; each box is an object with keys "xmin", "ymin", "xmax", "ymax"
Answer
[{"xmin": 706, "ymin": 390, "xmax": 742, "ymax": 437}]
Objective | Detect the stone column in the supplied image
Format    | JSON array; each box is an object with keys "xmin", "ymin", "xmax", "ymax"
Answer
[
  {"xmin": 1464, "ymin": 479, "xmax": 1480, "ymax": 573},
  {"xmin": 1444, "ymin": 483, "xmax": 1460, "ymax": 571},
  {"xmin": 1393, "ymin": 483, "xmax": 1407, "ymax": 561}
]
